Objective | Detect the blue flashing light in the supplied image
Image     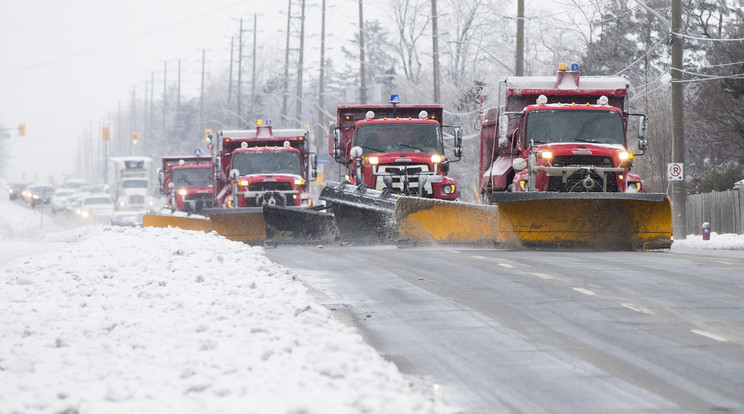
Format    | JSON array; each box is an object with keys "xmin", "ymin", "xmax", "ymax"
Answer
[
  {"xmin": 570, "ymin": 62, "xmax": 579, "ymax": 72},
  {"xmin": 266, "ymin": 119, "xmax": 272, "ymax": 126},
  {"xmin": 194, "ymin": 148, "xmax": 202, "ymax": 154},
  {"xmin": 389, "ymin": 94, "xmax": 400, "ymax": 104}
]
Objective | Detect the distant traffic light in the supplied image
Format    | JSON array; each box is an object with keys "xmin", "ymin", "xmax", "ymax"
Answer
[
  {"xmin": 131, "ymin": 131, "xmax": 140, "ymax": 145},
  {"xmin": 18, "ymin": 123, "xmax": 25, "ymax": 136},
  {"xmin": 102, "ymin": 127, "xmax": 110, "ymax": 141},
  {"xmin": 204, "ymin": 128, "xmax": 213, "ymax": 143}
]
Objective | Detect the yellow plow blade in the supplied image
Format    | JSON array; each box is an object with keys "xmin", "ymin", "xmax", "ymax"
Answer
[
  {"xmin": 143, "ymin": 213, "xmax": 212, "ymax": 232},
  {"xmin": 143, "ymin": 208, "xmax": 267, "ymax": 244},
  {"xmin": 396, "ymin": 197, "xmax": 499, "ymax": 245},
  {"xmin": 204, "ymin": 208, "xmax": 267, "ymax": 244},
  {"xmin": 496, "ymin": 193, "xmax": 672, "ymax": 250},
  {"xmin": 395, "ymin": 193, "xmax": 672, "ymax": 250}
]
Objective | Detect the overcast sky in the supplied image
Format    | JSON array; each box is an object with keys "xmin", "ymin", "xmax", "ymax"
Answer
[{"xmin": 0, "ymin": 0, "xmax": 367, "ymax": 183}]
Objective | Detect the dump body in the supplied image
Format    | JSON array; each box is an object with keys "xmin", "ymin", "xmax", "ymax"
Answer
[
  {"xmin": 329, "ymin": 104, "xmax": 459, "ymax": 199},
  {"xmin": 158, "ymin": 155, "xmax": 213, "ymax": 213}
]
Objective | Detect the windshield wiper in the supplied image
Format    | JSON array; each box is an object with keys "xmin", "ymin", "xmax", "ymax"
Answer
[
  {"xmin": 575, "ymin": 138, "xmax": 601, "ymax": 143},
  {"xmin": 361, "ymin": 145, "xmax": 385, "ymax": 153}
]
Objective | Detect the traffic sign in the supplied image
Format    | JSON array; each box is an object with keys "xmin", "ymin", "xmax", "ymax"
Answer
[{"xmin": 667, "ymin": 163, "xmax": 684, "ymax": 181}]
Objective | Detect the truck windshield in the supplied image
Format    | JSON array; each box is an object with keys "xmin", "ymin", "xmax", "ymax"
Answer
[
  {"xmin": 232, "ymin": 151, "xmax": 303, "ymax": 176},
  {"xmin": 121, "ymin": 179, "xmax": 148, "ymax": 189},
  {"xmin": 172, "ymin": 168, "xmax": 213, "ymax": 188},
  {"xmin": 525, "ymin": 109, "xmax": 625, "ymax": 146},
  {"xmin": 356, "ymin": 123, "xmax": 442, "ymax": 155}
]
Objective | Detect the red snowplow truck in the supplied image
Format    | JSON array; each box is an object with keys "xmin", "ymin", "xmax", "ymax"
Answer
[
  {"xmin": 320, "ymin": 96, "xmax": 463, "ymax": 243},
  {"xmin": 158, "ymin": 155, "xmax": 213, "ymax": 213},
  {"xmin": 212, "ymin": 125, "xmax": 315, "ymax": 208},
  {"xmin": 202, "ymin": 123, "xmax": 336, "ymax": 243},
  {"xmin": 144, "ymin": 123, "xmax": 337, "ymax": 244},
  {"xmin": 396, "ymin": 64, "xmax": 672, "ymax": 250}
]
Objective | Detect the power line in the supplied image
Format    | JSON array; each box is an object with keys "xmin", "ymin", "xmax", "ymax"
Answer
[{"xmin": 0, "ymin": 1, "xmax": 246, "ymax": 78}]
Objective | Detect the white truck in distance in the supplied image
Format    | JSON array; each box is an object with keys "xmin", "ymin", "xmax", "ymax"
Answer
[{"xmin": 108, "ymin": 156, "xmax": 154, "ymax": 211}]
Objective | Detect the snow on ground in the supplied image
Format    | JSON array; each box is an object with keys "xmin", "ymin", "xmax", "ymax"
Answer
[
  {"xmin": 0, "ymin": 196, "xmax": 453, "ymax": 414},
  {"xmin": 2, "ymin": 185, "xmax": 743, "ymax": 414}
]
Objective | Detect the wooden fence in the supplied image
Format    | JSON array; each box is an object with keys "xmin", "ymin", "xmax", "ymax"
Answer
[{"xmin": 685, "ymin": 188, "xmax": 742, "ymax": 235}]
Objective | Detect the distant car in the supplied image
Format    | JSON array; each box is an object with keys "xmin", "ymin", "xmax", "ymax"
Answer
[
  {"xmin": 24, "ymin": 183, "xmax": 55, "ymax": 207},
  {"xmin": 7, "ymin": 182, "xmax": 27, "ymax": 200},
  {"xmin": 50, "ymin": 189, "xmax": 77, "ymax": 213},
  {"xmin": 80, "ymin": 183, "xmax": 111, "ymax": 195},
  {"xmin": 110, "ymin": 210, "xmax": 144, "ymax": 227},
  {"xmin": 77, "ymin": 195, "xmax": 115, "ymax": 223}
]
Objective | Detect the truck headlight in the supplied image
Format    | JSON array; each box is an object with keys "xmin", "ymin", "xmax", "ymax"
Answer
[
  {"xmin": 294, "ymin": 179, "xmax": 305, "ymax": 185},
  {"xmin": 81, "ymin": 210, "xmax": 90, "ymax": 218},
  {"xmin": 431, "ymin": 155, "xmax": 442, "ymax": 164},
  {"xmin": 367, "ymin": 156, "xmax": 379, "ymax": 165},
  {"xmin": 178, "ymin": 188, "xmax": 188, "ymax": 196}
]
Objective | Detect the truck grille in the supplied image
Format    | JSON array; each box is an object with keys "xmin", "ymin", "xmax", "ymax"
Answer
[
  {"xmin": 375, "ymin": 164, "xmax": 433, "ymax": 196},
  {"xmin": 552, "ymin": 155, "xmax": 614, "ymax": 167},
  {"xmin": 129, "ymin": 195, "xmax": 145, "ymax": 204},
  {"xmin": 248, "ymin": 182, "xmax": 292, "ymax": 192},
  {"xmin": 183, "ymin": 193, "xmax": 213, "ymax": 213},
  {"xmin": 548, "ymin": 171, "xmax": 618, "ymax": 192}
]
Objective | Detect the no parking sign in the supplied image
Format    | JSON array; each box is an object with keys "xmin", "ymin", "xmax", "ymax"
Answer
[{"xmin": 667, "ymin": 163, "xmax": 684, "ymax": 181}]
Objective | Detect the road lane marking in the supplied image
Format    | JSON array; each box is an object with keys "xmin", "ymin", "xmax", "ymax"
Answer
[
  {"xmin": 532, "ymin": 272, "xmax": 554, "ymax": 280},
  {"xmin": 498, "ymin": 263, "xmax": 516, "ymax": 269},
  {"xmin": 471, "ymin": 255, "xmax": 487, "ymax": 259},
  {"xmin": 573, "ymin": 288, "xmax": 597, "ymax": 296},
  {"xmin": 622, "ymin": 303, "xmax": 654, "ymax": 315},
  {"xmin": 691, "ymin": 329, "xmax": 729, "ymax": 342}
]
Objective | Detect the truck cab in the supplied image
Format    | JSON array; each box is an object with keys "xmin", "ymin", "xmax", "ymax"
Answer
[
  {"xmin": 212, "ymin": 123, "xmax": 316, "ymax": 208},
  {"xmin": 159, "ymin": 156, "xmax": 213, "ymax": 213},
  {"xmin": 330, "ymin": 97, "xmax": 462, "ymax": 200},
  {"xmin": 480, "ymin": 64, "xmax": 648, "ymax": 203}
]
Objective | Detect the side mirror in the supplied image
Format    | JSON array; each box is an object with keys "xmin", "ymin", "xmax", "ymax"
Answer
[
  {"xmin": 453, "ymin": 127, "xmax": 463, "ymax": 159},
  {"xmin": 498, "ymin": 113, "xmax": 509, "ymax": 143},
  {"xmin": 638, "ymin": 116, "xmax": 648, "ymax": 140},
  {"xmin": 333, "ymin": 129, "xmax": 341, "ymax": 159},
  {"xmin": 229, "ymin": 169, "xmax": 240, "ymax": 180},
  {"xmin": 168, "ymin": 182, "xmax": 175, "ymax": 190},
  {"xmin": 309, "ymin": 153, "xmax": 318, "ymax": 179}
]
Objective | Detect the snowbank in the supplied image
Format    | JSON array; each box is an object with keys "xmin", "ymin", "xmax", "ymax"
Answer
[{"xmin": 0, "ymin": 201, "xmax": 451, "ymax": 413}]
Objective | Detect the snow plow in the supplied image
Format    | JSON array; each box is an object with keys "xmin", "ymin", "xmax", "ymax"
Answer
[
  {"xmin": 144, "ymin": 125, "xmax": 338, "ymax": 244},
  {"xmin": 144, "ymin": 205, "xmax": 337, "ymax": 244},
  {"xmin": 322, "ymin": 97, "xmax": 463, "ymax": 243},
  {"xmin": 396, "ymin": 193, "xmax": 672, "ymax": 250},
  {"xmin": 396, "ymin": 63, "xmax": 673, "ymax": 250}
]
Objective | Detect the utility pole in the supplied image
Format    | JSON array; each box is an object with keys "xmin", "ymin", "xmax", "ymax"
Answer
[
  {"xmin": 296, "ymin": 0, "xmax": 305, "ymax": 126},
  {"xmin": 130, "ymin": 86, "xmax": 136, "ymax": 156},
  {"xmin": 671, "ymin": 0, "xmax": 687, "ymax": 239},
  {"xmin": 177, "ymin": 59, "xmax": 181, "ymax": 121},
  {"xmin": 515, "ymin": 0, "xmax": 524, "ymax": 76},
  {"xmin": 237, "ymin": 18, "xmax": 244, "ymax": 127},
  {"xmin": 150, "ymin": 72, "xmax": 154, "ymax": 134},
  {"xmin": 201, "ymin": 49, "xmax": 206, "ymax": 133},
  {"xmin": 251, "ymin": 13, "xmax": 257, "ymax": 122},
  {"xmin": 143, "ymin": 79, "xmax": 148, "ymax": 141},
  {"xmin": 431, "ymin": 0, "xmax": 440, "ymax": 103},
  {"xmin": 228, "ymin": 36, "xmax": 234, "ymax": 109},
  {"xmin": 358, "ymin": 0, "xmax": 367, "ymax": 104},
  {"xmin": 282, "ymin": 0, "xmax": 292, "ymax": 124},
  {"xmin": 316, "ymin": 0, "xmax": 327, "ymax": 148},
  {"xmin": 163, "ymin": 61, "xmax": 167, "ymax": 134}
]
